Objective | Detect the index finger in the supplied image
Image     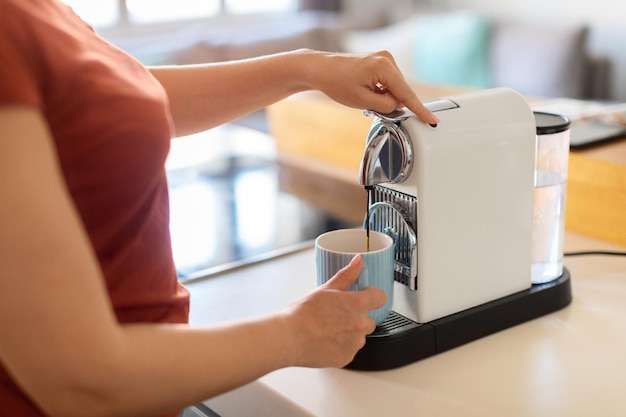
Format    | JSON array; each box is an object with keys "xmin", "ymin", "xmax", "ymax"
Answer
[
  {"xmin": 386, "ymin": 77, "xmax": 439, "ymax": 125},
  {"xmin": 398, "ymin": 89, "xmax": 440, "ymax": 125}
]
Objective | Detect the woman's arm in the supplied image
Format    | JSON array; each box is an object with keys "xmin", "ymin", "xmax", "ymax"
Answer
[
  {"xmin": 0, "ymin": 106, "xmax": 385, "ymax": 417},
  {"xmin": 150, "ymin": 49, "xmax": 438, "ymax": 137}
]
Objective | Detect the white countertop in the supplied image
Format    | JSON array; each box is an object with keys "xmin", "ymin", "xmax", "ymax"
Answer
[{"xmin": 186, "ymin": 233, "xmax": 626, "ymax": 417}]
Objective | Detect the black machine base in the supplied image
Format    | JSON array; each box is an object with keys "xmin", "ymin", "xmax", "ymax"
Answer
[{"xmin": 347, "ymin": 268, "xmax": 573, "ymax": 371}]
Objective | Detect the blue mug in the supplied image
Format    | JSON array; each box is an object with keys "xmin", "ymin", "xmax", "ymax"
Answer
[{"xmin": 315, "ymin": 229, "xmax": 394, "ymax": 325}]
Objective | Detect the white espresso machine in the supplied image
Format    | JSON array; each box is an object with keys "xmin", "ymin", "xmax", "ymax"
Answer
[{"xmin": 350, "ymin": 88, "xmax": 572, "ymax": 370}]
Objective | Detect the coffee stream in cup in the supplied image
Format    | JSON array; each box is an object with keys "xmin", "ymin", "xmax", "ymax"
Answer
[{"xmin": 365, "ymin": 187, "xmax": 372, "ymax": 252}]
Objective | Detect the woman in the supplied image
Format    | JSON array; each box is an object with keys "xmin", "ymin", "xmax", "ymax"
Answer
[{"xmin": 0, "ymin": 1, "xmax": 438, "ymax": 416}]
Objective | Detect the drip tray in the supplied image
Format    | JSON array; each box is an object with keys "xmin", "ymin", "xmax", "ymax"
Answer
[{"xmin": 347, "ymin": 268, "xmax": 573, "ymax": 371}]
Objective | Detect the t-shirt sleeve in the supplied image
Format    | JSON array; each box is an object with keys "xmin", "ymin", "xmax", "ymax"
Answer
[{"xmin": 0, "ymin": 13, "xmax": 43, "ymax": 108}]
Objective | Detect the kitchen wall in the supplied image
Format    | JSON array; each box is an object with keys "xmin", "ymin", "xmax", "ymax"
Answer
[{"xmin": 342, "ymin": 0, "xmax": 626, "ymax": 100}]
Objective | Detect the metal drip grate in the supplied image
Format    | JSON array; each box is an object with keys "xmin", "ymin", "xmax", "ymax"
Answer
[{"xmin": 370, "ymin": 311, "xmax": 420, "ymax": 338}]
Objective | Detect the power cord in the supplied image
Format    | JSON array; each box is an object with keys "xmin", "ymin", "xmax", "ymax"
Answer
[{"xmin": 564, "ymin": 251, "xmax": 626, "ymax": 257}]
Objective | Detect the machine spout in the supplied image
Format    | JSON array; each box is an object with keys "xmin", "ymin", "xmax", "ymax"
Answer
[{"xmin": 358, "ymin": 122, "xmax": 413, "ymax": 187}]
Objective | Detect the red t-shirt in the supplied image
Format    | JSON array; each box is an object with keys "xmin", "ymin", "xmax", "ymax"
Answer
[{"xmin": 0, "ymin": 0, "xmax": 190, "ymax": 415}]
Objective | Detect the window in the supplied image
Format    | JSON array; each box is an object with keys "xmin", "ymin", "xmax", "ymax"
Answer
[
  {"xmin": 62, "ymin": 0, "xmax": 118, "ymax": 28},
  {"xmin": 127, "ymin": 0, "xmax": 220, "ymax": 24},
  {"xmin": 225, "ymin": 0, "xmax": 295, "ymax": 14},
  {"xmin": 62, "ymin": 0, "xmax": 297, "ymax": 27}
]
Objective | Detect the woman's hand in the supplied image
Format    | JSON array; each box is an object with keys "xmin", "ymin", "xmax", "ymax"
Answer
[
  {"xmin": 282, "ymin": 255, "xmax": 386, "ymax": 368},
  {"xmin": 300, "ymin": 49, "xmax": 439, "ymax": 125}
]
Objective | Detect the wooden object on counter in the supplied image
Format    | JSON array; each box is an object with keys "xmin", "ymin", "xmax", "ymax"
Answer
[
  {"xmin": 268, "ymin": 91, "xmax": 369, "ymax": 173},
  {"xmin": 267, "ymin": 86, "xmax": 626, "ymax": 246},
  {"xmin": 567, "ymin": 146, "xmax": 626, "ymax": 246}
]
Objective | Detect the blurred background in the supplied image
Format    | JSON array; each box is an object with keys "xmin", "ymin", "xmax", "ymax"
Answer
[{"xmin": 63, "ymin": 0, "xmax": 626, "ymax": 101}]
